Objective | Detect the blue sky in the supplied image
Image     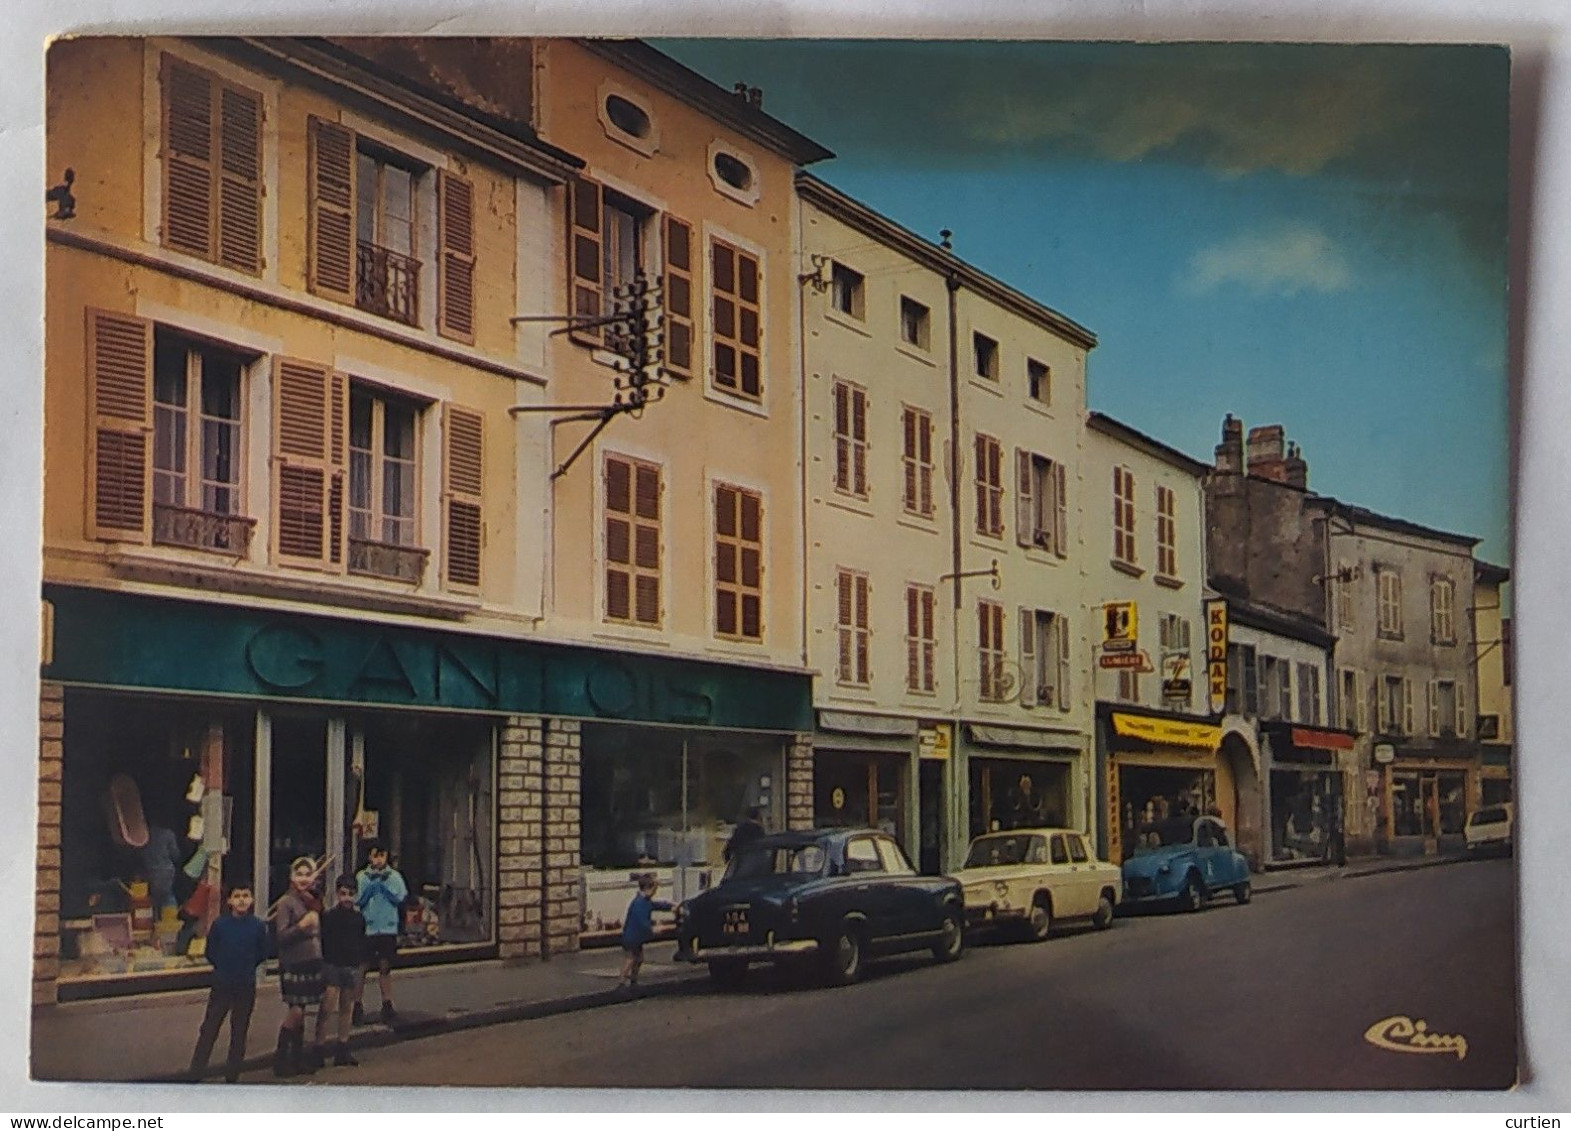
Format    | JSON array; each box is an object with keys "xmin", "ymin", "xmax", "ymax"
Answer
[{"xmin": 657, "ymin": 40, "xmax": 1511, "ymax": 566}]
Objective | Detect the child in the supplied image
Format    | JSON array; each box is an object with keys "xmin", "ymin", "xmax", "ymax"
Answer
[
  {"xmin": 618, "ymin": 873, "xmax": 673, "ymax": 993},
  {"xmin": 315, "ymin": 875, "xmax": 366, "ymax": 1067},
  {"xmin": 353, "ymin": 842, "xmax": 407, "ymax": 1026},
  {"xmin": 187, "ymin": 881, "xmax": 269, "ymax": 1083},
  {"xmin": 273, "ymin": 857, "xmax": 325, "ymax": 1077}
]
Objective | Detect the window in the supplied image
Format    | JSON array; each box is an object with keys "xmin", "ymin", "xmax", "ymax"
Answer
[
  {"xmin": 713, "ymin": 151, "xmax": 754, "ymax": 192},
  {"xmin": 1431, "ymin": 577, "xmax": 1456, "ymax": 644},
  {"xmin": 1338, "ymin": 668, "xmax": 1365, "ymax": 731},
  {"xmin": 604, "ymin": 94, "xmax": 651, "ymax": 139},
  {"xmin": 836, "ymin": 569, "xmax": 871, "ymax": 686},
  {"xmin": 905, "ymin": 584, "xmax": 937, "ymax": 695},
  {"xmin": 1377, "ymin": 569, "xmax": 1403, "ymax": 639},
  {"xmin": 1296, "ymin": 662, "xmax": 1321, "ymax": 724},
  {"xmin": 1068, "ymin": 835, "xmax": 1089, "ymax": 864},
  {"xmin": 159, "ymin": 55, "xmax": 263, "ymax": 274},
  {"xmin": 832, "ymin": 381, "xmax": 869, "ymax": 498},
  {"xmin": 714, "ymin": 484, "xmax": 763, "ymax": 641},
  {"xmin": 1049, "ymin": 835, "xmax": 1069, "ymax": 865},
  {"xmin": 150, "ymin": 331, "xmax": 249, "ymax": 553},
  {"xmin": 1336, "ymin": 561, "xmax": 1356, "ymax": 632},
  {"xmin": 874, "ymin": 838, "xmax": 916, "ymax": 876},
  {"xmin": 348, "ymin": 386, "xmax": 427, "ymax": 582},
  {"xmin": 604, "ymin": 454, "xmax": 661, "ymax": 626},
  {"xmin": 1428, "ymin": 679, "xmax": 1467, "ymax": 739},
  {"xmin": 1016, "ymin": 451, "xmax": 1067, "ymax": 555},
  {"xmin": 974, "ymin": 433, "xmax": 1004, "ymax": 537},
  {"xmin": 1028, "ymin": 358, "xmax": 1051, "ymax": 405},
  {"xmin": 973, "ymin": 332, "xmax": 999, "ymax": 380},
  {"xmin": 1117, "ymin": 669, "xmax": 1140, "ymax": 704},
  {"xmin": 1378, "ymin": 674, "xmax": 1413, "ymax": 735},
  {"xmin": 711, "ymin": 239, "xmax": 762, "ymax": 399},
  {"xmin": 900, "ymin": 297, "xmax": 930, "ymax": 350},
  {"xmin": 901, "ymin": 407, "xmax": 935, "ymax": 517},
  {"xmin": 1113, "ymin": 466, "xmax": 1137, "ymax": 567},
  {"xmin": 1156, "ymin": 485, "xmax": 1177, "ymax": 578},
  {"xmin": 844, "ymin": 837, "xmax": 884, "ymax": 875},
  {"xmin": 1226, "ymin": 643, "xmax": 1258, "ymax": 715},
  {"xmin": 355, "ymin": 146, "xmax": 421, "ymax": 326},
  {"xmin": 1020, "ymin": 609, "xmax": 1070, "ymax": 710},
  {"xmin": 1159, "ymin": 613, "xmax": 1192, "ymax": 654},
  {"xmin": 978, "ymin": 600, "xmax": 1006, "ymax": 702},
  {"xmin": 830, "ymin": 263, "xmax": 865, "ymax": 320},
  {"xmin": 602, "ymin": 195, "xmax": 648, "ymax": 314}
]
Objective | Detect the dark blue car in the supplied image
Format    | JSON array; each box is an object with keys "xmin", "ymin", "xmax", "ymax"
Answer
[
  {"xmin": 1120, "ymin": 815, "xmax": 1252, "ymax": 912},
  {"xmin": 675, "ymin": 828, "xmax": 965, "ymax": 987}
]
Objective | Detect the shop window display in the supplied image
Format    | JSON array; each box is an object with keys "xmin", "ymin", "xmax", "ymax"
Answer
[
  {"xmin": 814, "ymin": 752, "xmax": 904, "ymax": 836},
  {"xmin": 1269, "ymin": 769, "xmax": 1342, "ymax": 862},
  {"xmin": 58, "ymin": 691, "xmax": 254, "ymax": 984},
  {"xmin": 969, "ymin": 758, "xmax": 1069, "ymax": 839},
  {"xmin": 1116, "ymin": 765, "xmax": 1216, "ymax": 856}
]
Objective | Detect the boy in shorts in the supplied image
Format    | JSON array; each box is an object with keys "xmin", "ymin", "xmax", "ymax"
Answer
[
  {"xmin": 618, "ymin": 873, "xmax": 673, "ymax": 993},
  {"xmin": 315, "ymin": 875, "xmax": 365, "ymax": 1067},
  {"xmin": 354, "ymin": 842, "xmax": 407, "ymax": 1025}
]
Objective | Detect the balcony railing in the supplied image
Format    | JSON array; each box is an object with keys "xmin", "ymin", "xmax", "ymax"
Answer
[
  {"xmin": 357, "ymin": 241, "xmax": 420, "ymax": 327},
  {"xmin": 152, "ymin": 503, "xmax": 257, "ymax": 554},
  {"xmin": 349, "ymin": 537, "xmax": 430, "ymax": 584}
]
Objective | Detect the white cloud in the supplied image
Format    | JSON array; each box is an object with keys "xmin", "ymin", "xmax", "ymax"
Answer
[{"xmin": 1184, "ymin": 224, "xmax": 1354, "ymax": 297}]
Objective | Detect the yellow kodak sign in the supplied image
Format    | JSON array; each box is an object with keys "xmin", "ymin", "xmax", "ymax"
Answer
[{"xmin": 1205, "ymin": 599, "xmax": 1228, "ymax": 714}]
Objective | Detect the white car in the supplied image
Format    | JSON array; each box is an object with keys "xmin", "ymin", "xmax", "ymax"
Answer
[
  {"xmin": 952, "ymin": 827, "xmax": 1122, "ymax": 941},
  {"xmin": 1465, "ymin": 803, "xmax": 1513, "ymax": 855}
]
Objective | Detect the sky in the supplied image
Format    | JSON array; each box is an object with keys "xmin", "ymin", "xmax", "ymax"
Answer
[{"xmin": 656, "ymin": 40, "xmax": 1512, "ymax": 567}]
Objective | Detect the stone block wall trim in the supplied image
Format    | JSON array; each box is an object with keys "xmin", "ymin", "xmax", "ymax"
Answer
[{"xmin": 34, "ymin": 682, "xmax": 65, "ymax": 1007}]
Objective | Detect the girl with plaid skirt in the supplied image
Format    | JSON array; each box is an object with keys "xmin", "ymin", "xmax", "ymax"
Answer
[{"xmin": 273, "ymin": 857, "xmax": 326, "ymax": 1077}]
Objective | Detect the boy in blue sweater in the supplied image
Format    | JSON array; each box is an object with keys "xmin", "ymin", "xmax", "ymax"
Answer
[
  {"xmin": 188, "ymin": 881, "xmax": 270, "ymax": 1083},
  {"xmin": 353, "ymin": 843, "xmax": 408, "ymax": 1025},
  {"xmin": 618, "ymin": 873, "xmax": 673, "ymax": 993}
]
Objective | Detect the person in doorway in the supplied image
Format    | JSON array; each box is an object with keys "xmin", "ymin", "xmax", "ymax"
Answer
[
  {"xmin": 722, "ymin": 807, "xmax": 766, "ymax": 863},
  {"xmin": 316, "ymin": 875, "xmax": 366, "ymax": 1068},
  {"xmin": 618, "ymin": 873, "xmax": 673, "ymax": 994},
  {"xmin": 353, "ymin": 842, "xmax": 408, "ymax": 1026},
  {"xmin": 187, "ymin": 881, "xmax": 269, "ymax": 1083},
  {"xmin": 273, "ymin": 857, "xmax": 326, "ymax": 1077}
]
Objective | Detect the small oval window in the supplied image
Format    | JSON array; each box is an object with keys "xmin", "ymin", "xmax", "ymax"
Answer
[
  {"xmin": 714, "ymin": 151, "xmax": 754, "ymax": 191},
  {"xmin": 605, "ymin": 95, "xmax": 651, "ymax": 139}
]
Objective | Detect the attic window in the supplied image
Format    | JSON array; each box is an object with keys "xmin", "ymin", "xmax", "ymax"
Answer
[
  {"xmin": 714, "ymin": 152, "xmax": 753, "ymax": 191},
  {"xmin": 605, "ymin": 95, "xmax": 651, "ymax": 139}
]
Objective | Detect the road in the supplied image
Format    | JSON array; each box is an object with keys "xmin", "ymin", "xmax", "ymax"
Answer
[{"xmin": 262, "ymin": 858, "xmax": 1517, "ymax": 1091}]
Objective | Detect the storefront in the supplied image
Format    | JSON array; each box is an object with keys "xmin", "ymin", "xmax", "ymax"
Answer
[
  {"xmin": 809, "ymin": 712, "xmax": 918, "ymax": 849},
  {"xmin": 1260, "ymin": 724, "xmax": 1352, "ymax": 866},
  {"xmin": 963, "ymin": 724, "xmax": 1085, "ymax": 845},
  {"xmin": 1098, "ymin": 707, "xmax": 1225, "ymax": 865},
  {"xmin": 1385, "ymin": 755, "xmax": 1475, "ymax": 854}
]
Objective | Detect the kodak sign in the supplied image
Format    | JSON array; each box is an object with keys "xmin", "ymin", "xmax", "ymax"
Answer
[{"xmin": 1205, "ymin": 599, "xmax": 1228, "ymax": 714}]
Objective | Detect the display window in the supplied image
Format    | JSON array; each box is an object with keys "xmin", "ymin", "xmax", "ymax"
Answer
[
  {"xmin": 1116, "ymin": 763, "xmax": 1216, "ymax": 856},
  {"xmin": 1270, "ymin": 769, "xmax": 1341, "ymax": 862},
  {"xmin": 814, "ymin": 751, "xmax": 905, "ymax": 836},
  {"xmin": 969, "ymin": 757, "xmax": 1069, "ymax": 839},
  {"xmin": 58, "ymin": 690, "xmax": 256, "ymax": 984},
  {"xmin": 1390, "ymin": 769, "xmax": 1468, "ymax": 838}
]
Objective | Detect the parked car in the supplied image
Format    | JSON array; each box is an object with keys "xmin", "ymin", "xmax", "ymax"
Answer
[
  {"xmin": 953, "ymin": 827, "xmax": 1121, "ymax": 941},
  {"xmin": 1465, "ymin": 803, "xmax": 1513, "ymax": 855},
  {"xmin": 1120, "ymin": 814, "xmax": 1252, "ymax": 912},
  {"xmin": 674, "ymin": 828, "xmax": 965, "ymax": 987}
]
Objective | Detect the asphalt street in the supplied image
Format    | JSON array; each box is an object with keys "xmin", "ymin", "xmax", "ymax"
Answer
[{"xmin": 261, "ymin": 857, "xmax": 1517, "ymax": 1091}]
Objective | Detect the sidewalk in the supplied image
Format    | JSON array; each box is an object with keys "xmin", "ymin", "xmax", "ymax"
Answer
[{"xmin": 29, "ymin": 851, "xmax": 1475, "ymax": 1085}]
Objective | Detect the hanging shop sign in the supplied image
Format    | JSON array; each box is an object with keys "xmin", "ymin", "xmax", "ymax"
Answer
[
  {"xmin": 1161, "ymin": 653, "xmax": 1192, "ymax": 701},
  {"xmin": 1373, "ymin": 743, "xmax": 1396, "ymax": 764},
  {"xmin": 1102, "ymin": 601, "xmax": 1138, "ymax": 653},
  {"xmin": 1098, "ymin": 650, "xmax": 1152, "ymax": 670},
  {"xmin": 1204, "ymin": 599, "xmax": 1228, "ymax": 714},
  {"xmin": 919, "ymin": 723, "xmax": 953, "ymax": 760},
  {"xmin": 1111, "ymin": 712, "xmax": 1221, "ymax": 750}
]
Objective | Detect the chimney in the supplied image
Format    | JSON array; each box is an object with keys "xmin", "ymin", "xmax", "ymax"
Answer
[
  {"xmin": 1214, "ymin": 413, "xmax": 1244, "ymax": 474},
  {"xmin": 1246, "ymin": 424, "xmax": 1288, "ymax": 483},
  {"xmin": 1283, "ymin": 440, "xmax": 1308, "ymax": 489}
]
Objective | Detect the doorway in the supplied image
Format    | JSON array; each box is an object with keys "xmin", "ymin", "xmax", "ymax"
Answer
[{"xmin": 919, "ymin": 760, "xmax": 945, "ymax": 874}]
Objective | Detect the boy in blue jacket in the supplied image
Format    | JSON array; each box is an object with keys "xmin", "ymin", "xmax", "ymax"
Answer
[
  {"xmin": 188, "ymin": 881, "xmax": 270, "ymax": 1083},
  {"xmin": 618, "ymin": 873, "xmax": 673, "ymax": 993},
  {"xmin": 353, "ymin": 843, "xmax": 408, "ymax": 1025}
]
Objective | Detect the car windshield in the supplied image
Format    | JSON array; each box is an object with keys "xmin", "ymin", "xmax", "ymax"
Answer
[
  {"xmin": 1470, "ymin": 807, "xmax": 1508, "ymax": 825},
  {"xmin": 724, "ymin": 843, "xmax": 826, "ymax": 881},
  {"xmin": 963, "ymin": 834, "xmax": 1045, "ymax": 868},
  {"xmin": 1129, "ymin": 817, "xmax": 1196, "ymax": 853}
]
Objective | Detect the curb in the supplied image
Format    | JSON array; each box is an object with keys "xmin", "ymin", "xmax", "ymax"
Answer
[{"xmin": 1252, "ymin": 852, "xmax": 1470, "ymax": 896}]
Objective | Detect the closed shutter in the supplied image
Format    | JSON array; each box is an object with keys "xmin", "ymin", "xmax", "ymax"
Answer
[
  {"xmin": 906, "ymin": 587, "xmax": 920, "ymax": 692},
  {"xmin": 272, "ymin": 358, "xmax": 346, "ymax": 568},
  {"xmin": 86, "ymin": 309, "xmax": 153, "ymax": 543},
  {"xmin": 437, "ymin": 171, "xmax": 476, "ymax": 343},
  {"xmin": 1056, "ymin": 616, "xmax": 1071, "ymax": 710},
  {"xmin": 902, "ymin": 410, "xmax": 918, "ymax": 511},
  {"xmin": 851, "ymin": 387, "xmax": 867, "ymax": 496},
  {"xmin": 854, "ymin": 574, "xmax": 870, "ymax": 684},
  {"xmin": 920, "ymin": 415, "xmax": 933, "ymax": 514},
  {"xmin": 836, "ymin": 571, "xmax": 853, "ymax": 682},
  {"xmin": 1053, "ymin": 461, "xmax": 1067, "ymax": 557},
  {"xmin": 1015, "ymin": 450, "xmax": 1033, "ymax": 548},
  {"xmin": 1377, "ymin": 676, "xmax": 1391, "ymax": 733},
  {"xmin": 307, "ymin": 117, "xmax": 356, "ymax": 302},
  {"xmin": 1428, "ymin": 680, "xmax": 1439, "ymax": 736},
  {"xmin": 443, "ymin": 404, "xmax": 484, "ymax": 589},
  {"xmin": 1403, "ymin": 676, "xmax": 1415, "ymax": 735},
  {"xmin": 922, "ymin": 589, "xmax": 937, "ymax": 692},
  {"xmin": 1019, "ymin": 606, "xmax": 1036, "ymax": 707},
  {"xmin": 161, "ymin": 56, "xmax": 215, "ymax": 260},
  {"xmin": 217, "ymin": 84, "xmax": 263, "ymax": 274},
  {"xmin": 1456, "ymin": 684, "xmax": 1468, "ymax": 737},
  {"xmin": 663, "ymin": 215, "xmax": 695, "ymax": 378},
  {"xmin": 568, "ymin": 177, "xmax": 604, "ymax": 347},
  {"xmin": 1354, "ymin": 669, "xmax": 1368, "ymax": 732}
]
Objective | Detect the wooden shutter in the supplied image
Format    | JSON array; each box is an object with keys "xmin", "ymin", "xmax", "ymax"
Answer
[
  {"xmin": 663, "ymin": 215, "xmax": 695, "ymax": 378},
  {"xmin": 1428, "ymin": 680, "xmax": 1439, "ymax": 737},
  {"xmin": 1456, "ymin": 684, "xmax": 1467, "ymax": 737},
  {"xmin": 435, "ymin": 171, "xmax": 477, "ymax": 343},
  {"xmin": 923, "ymin": 589, "xmax": 937, "ymax": 692},
  {"xmin": 1052, "ymin": 461, "xmax": 1067, "ymax": 557},
  {"xmin": 568, "ymin": 177, "xmax": 604, "ymax": 347},
  {"xmin": 854, "ymin": 574, "xmax": 870, "ymax": 683},
  {"xmin": 1354, "ymin": 669, "xmax": 1368, "ymax": 732},
  {"xmin": 1015, "ymin": 450, "xmax": 1033, "ymax": 548},
  {"xmin": 851, "ymin": 388, "xmax": 867, "ymax": 496},
  {"xmin": 1402, "ymin": 676, "xmax": 1415, "ymax": 735},
  {"xmin": 272, "ymin": 358, "xmax": 346, "ymax": 568},
  {"xmin": 1376, "ymin": 676, "xmax": 1390, "ymax": 733},
  {"xmin": 161, "ymin": 56, "xmax": 215, "ymax": 260},
  {"xmin": 905, "ymin": 587, "xmax": 920, "ymax": 692},
  {"xmin": 217, "ymin": 84, "xmax": 263, "ymax": 274},
  {"xmin": 919, "ymin": 414, "xmax": 933, "ymax": 514},
  {"xmin": 836, "ymin": 571, "xmax": 853, "ymax": 682},
  {"xmin": 1056, "ymin": 616, "xmax": 1071, "ymax": 709},
  {"xmin": 308, "ymin": 117, "xmax": 356, "ymax": 302},
  {"xmin": 86, "ymin": 309, "xmax": 153, "ymax": 542},
  {"xmin": 442, "ymin": 404, "xmax": 484, "ymax": 589},
  {"xmin": 1018, "ymin": 607, "xmax": 1036, "ymax": 707}
]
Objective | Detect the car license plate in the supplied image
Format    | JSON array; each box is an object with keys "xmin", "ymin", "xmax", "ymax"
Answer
[{"xmin": 722, "ymin": 907, "xmax": 749, "ymax": 936}]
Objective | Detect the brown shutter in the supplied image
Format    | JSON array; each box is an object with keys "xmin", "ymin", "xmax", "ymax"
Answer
[
  {"xmin": 1016, "ymin": 449, "xmax": 1033, "ymax": 548},
  {"xmin": 1019, "ymin": 606, "xmax": 1037, "ymax": 707},
  {"xmin": 1056, "ymin": 616, "xmax": 1071, "ymax": 709},
  {"xmin": 663, "ymin": 215, "xmax": 695, "ymax": 378},
  {"xmin": 272, "ymin": 358, "xmax": 345, "ymax": 568},
  {"xmin": 217, "ymin": 84, "xmax": 263, "ymax": 274},
  {"xmin": 1053, "ymin": 461, "xmax": 1068, "ymax": 558},
  {"xmin": 443, "ymin": 404, "xmax": 484, "ymax": 588},
  {"xmin": 633, "ymin": 463, "xmax": 661, "ymax": 624},
  {"xmin": 851, "ymin": 388, "xmax": 867, "ymax": 496},
  {"xmin": 85, "ymin": 309, "xmax": 153, "ymax": 543},
  {"xmin": 308, "ymin": 117, "xmax": 356, "ymax": 303},
  {"xmin": 161, "ymin": 56, "xmax": 215, "ymax": 260},
  {"xmin": 437, "ymin": 171, "xmax": 476, "ymax": 343},
  {"xmin": 568, "ymin": 177, "xmax": 604, "ymax": 347}
]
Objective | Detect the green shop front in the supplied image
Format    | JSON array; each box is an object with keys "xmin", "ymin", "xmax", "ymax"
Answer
[{"xmin": 41, "ymin": 586, "xmax": 810, "ymax": 997}]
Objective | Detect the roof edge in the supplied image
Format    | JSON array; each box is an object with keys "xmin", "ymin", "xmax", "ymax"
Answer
[{"xmin": 1087, "ymin": 411, "xmax": 1209, "ymax": 477}]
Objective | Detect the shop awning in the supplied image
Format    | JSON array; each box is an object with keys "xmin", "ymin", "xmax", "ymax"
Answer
[
  {"xmin": 1290, "ymin": 727, "xmax": 1356, "ymax": 751},
  {"xmin": 1111, "ymin": 713, "xmax": 1221, "ymax": 750}
]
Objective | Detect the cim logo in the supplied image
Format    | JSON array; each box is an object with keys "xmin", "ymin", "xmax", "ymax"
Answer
[{"xmin": 1363, "ymin": 1015, "xmax": 1468, "ymax": 1061}]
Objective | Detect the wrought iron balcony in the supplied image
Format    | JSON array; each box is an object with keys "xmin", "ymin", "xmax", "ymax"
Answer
[
  {"xmin": 357, "ymin": 241, "xmax": 420, "ymax": 326},
  {"xmin": 349, "ymin": 536, "xmax": 429, "ymax": 584},
  {"xmin": 152, "ymin": 503, "xmax": 257, "ymax": 554}
]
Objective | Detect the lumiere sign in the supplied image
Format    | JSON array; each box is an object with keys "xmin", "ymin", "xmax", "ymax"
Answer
[{"xmin": 1205, "ymin": 598, "xmax": 1228, "ymax": 714}]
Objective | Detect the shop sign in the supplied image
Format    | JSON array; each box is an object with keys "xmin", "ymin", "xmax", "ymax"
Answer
[
  {"xmin": 1204, "ymin": 599, "xmax": 1228, "ymax": 714},
  {"xmin": 1101, "ymin": 601, "xmax": 1138, "ymax": 653},
  {"xmin": 919, "ymin": 723, "xmax": 953, "ymax": 760},
  {"xmin": 1161, "ymin": 653, "xmax": 1192, "ymax": 700},
  {"xmin": 1291, "ymin": 727, "xmax": 1356, "ymax": 751},
  {"xmin": 1111, "ymin": 712, "xmax": 1221, "ymax": 750},
  {"xmin": 1373, "ymin": 743, "xmax": 1396, "ymax": 764}
]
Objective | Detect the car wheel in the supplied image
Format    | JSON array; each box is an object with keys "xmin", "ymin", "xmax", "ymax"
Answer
[
  {"xmin": 707, "ymin": 960, "xmax": 748, "ymax": 991},
  {"xmin": 1179, "ymin": 873, "xmax": 1205, "ymax": 913},
  {"xmin": 932, "ymin": 911, "xmax": 965, "ymax": 962},
  {"xmin": 1025, "ymin": 897, "xmax": 1052, "ymax": 942},
  {"xmin": 1091, "ymin": 892, "xmax": 1115, "ymax": 930},
  {"xmin": 823, "ymin": 923, "xmax": 865, "ymax": 986},
  {"xmin": 1233, "ymin": 880, "xmax": 1251, "ymax": 905}
]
